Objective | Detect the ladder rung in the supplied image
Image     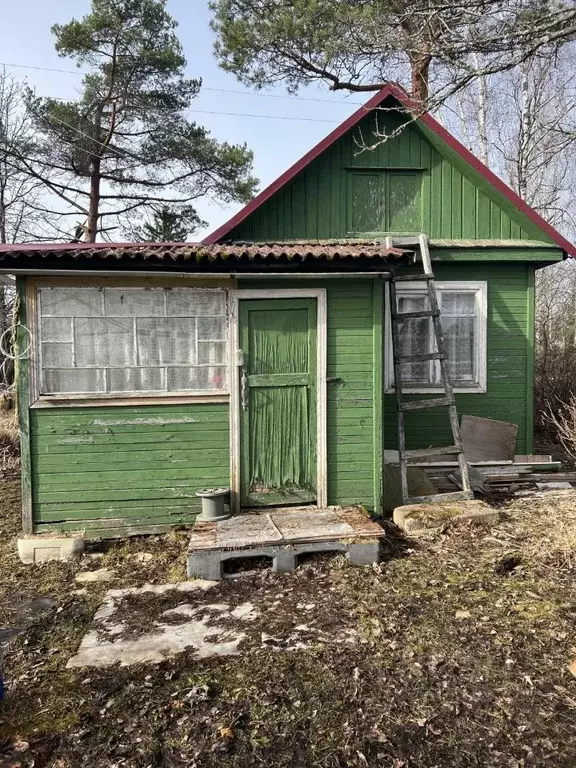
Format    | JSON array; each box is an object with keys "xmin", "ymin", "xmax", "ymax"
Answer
[
  {"xmin": 406, "ymin": 491, "xmax": 475, "ymax": 505},
  {"xmin": 397, "ymin": 351, "xmax": 446, "ymax": 363},
  {"xmin": 392, "ymin": 273, "xmax": 435, "ymax": 283},
  {"xmin": 402, "ymin": 445, "xmax": 462, "ymax": 460},
  {"xmin": 392, "ymin": 309, "xmax": 439, "ymax": 321},
  {"xmin": 399, "ymin": 396, "xmax": 454, "ymax": 412}
]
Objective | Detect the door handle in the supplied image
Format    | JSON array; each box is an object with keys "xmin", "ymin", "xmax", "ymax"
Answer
[
  {"xmin": 238, "ymin": 349, "xmax": 248, "ymax": 411},
  {"xmin": 241, "ymin": 367, "xmax": 249, "ymax": 411}
]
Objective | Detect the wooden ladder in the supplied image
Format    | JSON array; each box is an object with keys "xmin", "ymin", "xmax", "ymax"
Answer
[{"xmin": 386, "ymin": 234, "xmax": 473, "ymax": 506}]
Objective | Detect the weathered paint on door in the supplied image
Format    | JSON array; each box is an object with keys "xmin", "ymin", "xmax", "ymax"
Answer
[{"xmin": 239, "ymin": 298, "xmax": 317, "ymax": 507}]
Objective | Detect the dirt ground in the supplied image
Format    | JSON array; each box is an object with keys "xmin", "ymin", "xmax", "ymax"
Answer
[{"xmin": 1, "ymin": 474, "xmax": 576, "ymax": 767}]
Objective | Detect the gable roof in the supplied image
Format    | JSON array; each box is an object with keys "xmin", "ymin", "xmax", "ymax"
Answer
[{"xmin": 203, "ymin": 83, "xmax": 576, "ymax": 257}]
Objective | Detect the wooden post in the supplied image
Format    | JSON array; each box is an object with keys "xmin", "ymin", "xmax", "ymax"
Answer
[
  {"xmin": 372, "ymin": 277, "xmax": 384, "ymax": 515},
  {"xmin": 525, "ymin": 267, "xmax": 535, "ymax": 454},
  {"xmin": 16, "ymin": 278, "xmax": 33, "ymax": 534}
]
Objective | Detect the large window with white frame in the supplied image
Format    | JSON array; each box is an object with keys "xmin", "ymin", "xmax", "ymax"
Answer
[
  {"xmin": 36, "ymin": 286, "xmax": 228, "ymax": 397},
  {"xmin": 385, "ymin": 281, "xmax": 487, "ymax": 393}
]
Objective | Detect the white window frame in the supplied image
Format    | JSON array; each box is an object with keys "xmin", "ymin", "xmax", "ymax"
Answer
[
  {"xmin": 34, "ymin": 284, "xmax": 230, "ymax": 402},
  {"xmin": 384, "ymin": 280, "xmax": 487, "ymax": 394}
]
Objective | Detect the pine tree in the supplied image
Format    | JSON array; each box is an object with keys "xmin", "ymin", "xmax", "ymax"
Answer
[{"xmin": 20, "ymin": 0, "xmax": 257, "ymax": 242}]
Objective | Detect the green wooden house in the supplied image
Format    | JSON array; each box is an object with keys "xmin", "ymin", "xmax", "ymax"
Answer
[{"xmin": 1, "ymin": 83, "xmax": 573, "ymax": 538}]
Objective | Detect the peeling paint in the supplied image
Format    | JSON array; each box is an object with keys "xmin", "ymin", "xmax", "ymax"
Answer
[{"xmin": 91, "ymin": 417, "xmax": 200, "ymax": 426}]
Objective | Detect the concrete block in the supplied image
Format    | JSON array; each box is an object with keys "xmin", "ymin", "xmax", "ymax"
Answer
[
  {"xmin": 18, "ymin": 536, "xmax": 84, "ymax": 564},
  {"xmin": 272, "ymin": 548, "xmax": 297, "ymax": 573},
  {"xmin": 188, "ymin": 552, "xmax": 224, "ymax": 581},
  {"xmin": 188, "ymin": 539, "xmax": 380, "ymax": 580},
  {"xmin": 347, "ymin": 541, "xmax": 380, "ymax": 566},
  {"xmin": 393, "ymin": 499, "xmax": 498, "ymax": 535}
]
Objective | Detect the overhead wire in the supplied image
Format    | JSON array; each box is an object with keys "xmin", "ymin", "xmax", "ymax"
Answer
[{"xmin": 0, "ymin": 59, "xmax": 366, "ymax": 115}]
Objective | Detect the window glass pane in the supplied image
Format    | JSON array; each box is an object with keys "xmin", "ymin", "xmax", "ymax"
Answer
[
  {"xmin": 167, "ymin": 366, "xmax": 226, "ymax": 391},
  {"xmin": 74, "ymin": 318, "xmax": 135, "ymax": 367},
  {"xmin": 43, "ymin": 368, "xmax": 105, "ymax": 394},
  {"xmin": 42, "ymin": 342, "xmax": 72, "ymax": 368},
  {"xmin": 107, "ymin": 367, "xmax": 166, "ymax": 393},
  {"xmin": 444, "ymin": 316, "xmax": 475, "ymax": 381},
  {"xmin": 398, "ymin": 295, "xmax": 432, "ymax": 383},
  {"xmin": 137, "ymin": 318, "xmax": 197, "ymax": 366},
  {"xmin": 387, "ymin": 172, "xmax": 421, "ymax": 232},
  {"xmin": 349, "ymin": 173, "xmax": 382, "ymax": 233},
  {"xmin": 198, "ymin": 341, "xmax": 226, "ymax": 365},
  {"xmin": 442, "ymin": 293, "xmax": 475, "ymax": 316},
  {"xmin": 104, "ymin": 289, "xmax": 164, "ymax": 316},
  {"xmin": 198, "ymin": 316, "xmax": 226, "ymax": 340},
  {"xmin": 40, "ymin": 289, "xmax": 103, "ymax": 317},
  {"xmin": 41, "ymin": 318, "xmax": 73, "ymax": 343},
  {"xmin": 166, "ymin": 290, "xmax": 226, "ymax": 317}
]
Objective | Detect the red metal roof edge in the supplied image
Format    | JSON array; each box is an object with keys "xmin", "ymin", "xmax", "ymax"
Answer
[{"xmin": 202, "ymin": 82, "xmax": 576, "ymax": 257}]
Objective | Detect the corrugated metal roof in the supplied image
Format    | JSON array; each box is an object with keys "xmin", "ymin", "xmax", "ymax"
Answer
[{"xmin": 0, "ymin": 240, "xmax": 410, "ymax": 263}]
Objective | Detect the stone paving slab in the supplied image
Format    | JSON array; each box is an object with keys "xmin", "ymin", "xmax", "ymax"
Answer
[
  {"xmin": 393, "ymin": 499, "xmax": 499, "ymax": 535},
  {"xmin": 66, "ymin": 578, "xmax": 359, "ymax": 669},
  {"xmin": 189, "ymin": 506, "xmax": 383, "ymax": 552}
]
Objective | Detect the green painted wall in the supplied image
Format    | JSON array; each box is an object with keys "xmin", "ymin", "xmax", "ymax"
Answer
[
  {"xmin": 26, "ymin": 264, "xmax": 534, "ymax": 534},
  {"xmin": 31, "ymin": 404, "xmax": 229, "ymax": 536},
  {"xmin": 226, "ymin": 106, "xmax": 551, "ymax": 244},
  {"xmin": 384, "ymin": 262, "xmax": 534, "ymax": 453},
  {"xmin": 29, "ymin": 279, "xmax": 381, "ymax": 534}
]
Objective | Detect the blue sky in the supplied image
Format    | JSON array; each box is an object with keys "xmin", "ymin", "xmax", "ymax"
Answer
[{"xmin": 0, "ymin": 0, "xmax": 365, "ymax": 239}]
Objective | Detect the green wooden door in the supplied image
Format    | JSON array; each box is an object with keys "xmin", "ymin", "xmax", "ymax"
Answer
[{"xmin": 239, "ymin": 298, "xmax": 317, "ymax": 507}]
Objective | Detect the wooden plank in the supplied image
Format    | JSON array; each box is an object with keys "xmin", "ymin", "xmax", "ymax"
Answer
[
  {"xmin": 400, "ymin": 396, "xmax": 455, "ymax": 412},
  {"xmin": 34, "ymin": 486, "xmax": 213, "ymax": 503},
  {"xmin": 373, "ymin": 279, "xmax": 384, "ymax": 515},
  {"xmin": 31, "ymin": 431, "xmax": 229, "ymax": 449},
  {"xmin": 525, "ymin": 267, "xmax": 535, "ymax": 454},
  {"xmin": 36, "ymin": 506, "xmax": 198, "ymax": 522},
  {"xmin": 17, "ymin": 278, "xmax": 33, "ymax": 534},
  {"xmin": 35, "ymin": 468, "xmax": 227, "ymax": 488},
  {"xmin": 35, "ymin": 497, "xmax": 200, "ymax": 514},
  {"xmin": 34, "ymin": 520, "xmax": 195, "ymax": 539},
  {"xmin": 460, "ymin": 415, "xmax": 518, "ymax": 462}
]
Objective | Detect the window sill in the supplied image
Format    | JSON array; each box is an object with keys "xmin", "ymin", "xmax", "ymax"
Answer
[
  {"xmin": 385, "ymin": 386, "xmax": 487, "ymax": 395},
  {"xmin": 31, "ymin": 393, "xmax": 230, "ymax": 409}
]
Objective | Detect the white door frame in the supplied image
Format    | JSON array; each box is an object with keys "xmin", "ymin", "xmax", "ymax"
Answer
[{"xmin": 229, "ymin": 288, "xmax": 327, "ymax": 514}]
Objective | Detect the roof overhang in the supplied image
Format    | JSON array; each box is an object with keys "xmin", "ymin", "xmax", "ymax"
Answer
[{"xmin": 0, "ymin": 240, "xmax": 412, "ymax": 274}]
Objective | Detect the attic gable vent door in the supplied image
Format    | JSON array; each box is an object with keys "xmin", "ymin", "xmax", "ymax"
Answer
[{"xmin": 239, "ymin": 298, "xmax": 317, "ymax": 507}]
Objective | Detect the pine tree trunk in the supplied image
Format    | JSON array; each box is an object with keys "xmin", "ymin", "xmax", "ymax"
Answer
[
  {"xmin": 86, "ymin": 157, "xmax": 101, "ymax": 243},
  {"xmin": 410, "ymin": 54, "xmax": 431, "ymax": 104}
]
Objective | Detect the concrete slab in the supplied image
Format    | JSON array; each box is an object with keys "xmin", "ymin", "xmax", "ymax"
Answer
[
  {"xmin": 66, "ymin": 579, "xmax": 358, "ymax": 669},
  {"xmin": 75, "ymin": 568, "xmax": 116, "ymax": 584},
  {"xmin": 393, "ymin": 499, "xmax": 499, "ymax": 535}
]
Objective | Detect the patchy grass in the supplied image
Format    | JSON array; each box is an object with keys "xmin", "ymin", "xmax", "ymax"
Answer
[{"xmin": 1, "ymin": 477, "xmax": 576, "ymax": 767}]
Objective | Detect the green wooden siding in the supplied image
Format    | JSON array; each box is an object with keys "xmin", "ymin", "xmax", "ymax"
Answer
[
  {"xmin": 30, "ymin": 404, "xmax": 229, "ymax": 536},
  {"xmin": 227, "ymin": 108, "xmax": 550, "ymax": 243},
  {"xmin": 384, "ymin": 262, "xmax": 534, "ymax": 454},
  {"xmin": 26, "ymin": 264, "xmax": 535, "ymax": 533}
]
